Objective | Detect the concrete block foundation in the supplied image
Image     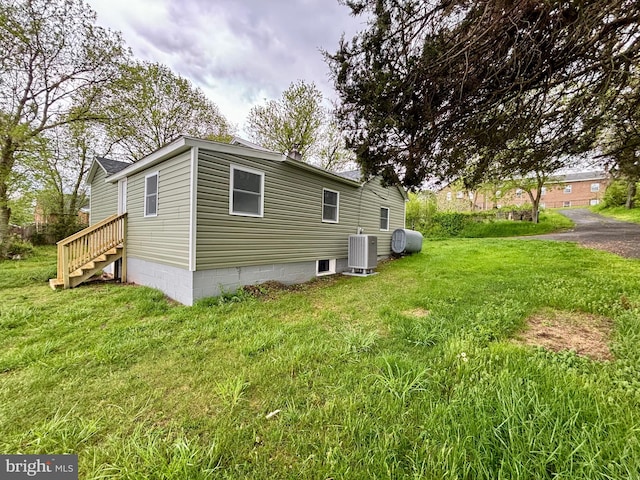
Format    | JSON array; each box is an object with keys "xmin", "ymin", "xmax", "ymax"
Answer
[{"xmin": 125, "ymin": 256, "xmax": 353, "ymax": 306}]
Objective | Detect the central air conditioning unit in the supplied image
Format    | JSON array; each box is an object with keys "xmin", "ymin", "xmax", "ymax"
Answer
[{"xmin": 346, "ymin": 234, "xmax": 378, "ymax": 276}]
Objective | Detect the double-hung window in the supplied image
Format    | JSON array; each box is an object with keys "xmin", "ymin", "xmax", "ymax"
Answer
[
  {"xmin": 230, "ymin": 165, "xmax": 264, "ymax": 217},
  {"xmin": 144, "ymin": 172, "xmax": 158, "ymax": 217},
  {"xmin": 380, "ymin": 207, "xmax": 390, "ymax": 231},
  {"xmin": 322, "ymin": 189, "xmax": 339, "ymax": 223}
]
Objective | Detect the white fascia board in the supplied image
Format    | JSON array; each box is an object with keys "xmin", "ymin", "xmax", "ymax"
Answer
[
  {"xmin": 86, "ymin": 159, "xmax": 107, "ymax": 185},
  {"xmin": 106, "ymin": 136, "xmax": 285, "ymax": 183}
]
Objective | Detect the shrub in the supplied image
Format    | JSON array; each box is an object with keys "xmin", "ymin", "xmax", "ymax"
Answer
[
  {"xmin": 3, "ymin": 237, "xmax": 34, "ymax": 259},
  {"xmin": 602, "ymin": 181, "xmax": 630, "ymax": 208}
]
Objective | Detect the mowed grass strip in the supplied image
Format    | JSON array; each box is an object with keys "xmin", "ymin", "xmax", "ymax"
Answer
[{"xmin": 1, "ymin": 241, "xmax": 640, "ymax": 479}]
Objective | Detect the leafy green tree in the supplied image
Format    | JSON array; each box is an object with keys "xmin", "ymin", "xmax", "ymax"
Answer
[
  {"xmin": 0, "ymin": 0, "xmax": 126, "ymax": 254},
  {"xmin": 246, "ymin": 80, "xmax": 324, "ymax": 160},
  {"xmin": 313, "ymin": 117, "xmax": 356, "ymax": 171},
  {"xmin": 405, "ymin": 191, "xmax": 437, "ymax": 230},
  {"xmin": 32, "ymin": 121, "xmax": 112, "ymax": 238},
  {"xmin": 327, "ymin": 0, "xmax": 639, "ymax": 189},
  {"xmin": 105, "ymin": 61, "xmax": 233, "ymax": 161},
  {"xmin": 597, "ymin": 75, "xmax": 640, "ymax": 208}
]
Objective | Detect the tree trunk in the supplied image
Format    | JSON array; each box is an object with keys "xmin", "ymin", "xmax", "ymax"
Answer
[
  {"xmin": 0, "ymin": 180, "xmax": 11, "ymax": 258},
  {"xmin": 527, "ymin": 188, "xmax": 540, "ymax": 224},
  {"xmin": 531, "ymin": 199, "xmax": 539, "ymax": 224},
  {"xmin": 0, "ymin": 142, "xmax": 15, "ymax": 257},
  {"xmin": 626, "ymin": 181, "xmax": 636, "ymax": 209}
]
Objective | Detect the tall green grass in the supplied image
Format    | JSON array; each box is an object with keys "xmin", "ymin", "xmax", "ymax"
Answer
[
  {"xmin": 594, "ymin": 205, "xmax": 640, "ymax": 224},
  {"xmin": 1, "ymin": 241, "xmax": 640, "ymax": 479},
  {"xmin": 425, "ymin": 210, "xmax": 573, "ymax": 238}
]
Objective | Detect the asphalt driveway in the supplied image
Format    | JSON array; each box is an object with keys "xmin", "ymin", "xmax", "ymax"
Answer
[{"xmin": 525, "ymin": 209, "xmax": 640, "ymax": 259}]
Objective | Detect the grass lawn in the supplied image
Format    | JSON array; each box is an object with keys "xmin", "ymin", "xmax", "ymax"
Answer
[
  {"xmin": 459, "ymin": 210, "xmax": 574, "ymax": 238},
  {"xmin": 594, "ymin": 206, "xmax": 640, "ymax": 224},
  {"xmin": 2, "ymin": 241, "xmax": 640, "ymax": 479}
]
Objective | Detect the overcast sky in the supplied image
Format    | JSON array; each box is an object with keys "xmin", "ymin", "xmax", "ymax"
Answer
[{"xmin": 86, "ymin": 0, "xmax": 365, "ymax": 135}]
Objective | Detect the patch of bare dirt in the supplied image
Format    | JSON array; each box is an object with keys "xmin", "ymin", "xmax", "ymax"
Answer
[
  {"xmin": 242, "ymin": 276, "xmax": 342, "ymax": 300},
  {"xmin": 402, "ymin": 308, "xmax": 431, "ymax": 318},
  {"xmin": 514, "ymin": 309, "xmax": 614, "ymax": 361}
]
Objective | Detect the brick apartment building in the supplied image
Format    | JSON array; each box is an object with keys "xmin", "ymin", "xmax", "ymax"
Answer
[{"xmin": 437, "ymin": 171, "xmax": 609, "ymax": 211}]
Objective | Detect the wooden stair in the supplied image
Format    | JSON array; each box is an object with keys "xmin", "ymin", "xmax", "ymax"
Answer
[
  {"xmin": 49, "ymin": 213, "xmax": 127, "ymax": 290},
  {"xmin": 49, "ymin": 246, "xmax": 123, "ymax": 290}
]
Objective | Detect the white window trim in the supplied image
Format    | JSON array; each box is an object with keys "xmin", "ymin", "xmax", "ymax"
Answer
[
  {"xmin": 322, "ymin": 188, "xmax": 339, "ymax": 223},
  {"xmin": 229, "ymin": 164, "xmax": 265, "ymax": 218},
  {"xmin": 591, "ymin": 183, "xmax": 600, "ymax": 192},
  {"xmin": 316, "ymin": 259, "xmax": 336, "ymax": 276},
  {"xmin": 380, "ymin": 207, "xmax": 390, "ymax": 231},
  {"xmin": 564, "ymin": 185, "xmax": 572, "ymax": 194},
  {"xmin": 118, "ymin": 178, "xmax": 127, "ymax": 215},
  {"xmin": 144, "ymin": 171, "xmax": 159, "ymax": 218}
]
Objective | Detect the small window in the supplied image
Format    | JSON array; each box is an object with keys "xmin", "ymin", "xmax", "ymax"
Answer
[
  {"xmin": 516, "ymin": 188, "xmax": 523, "ymax": 198},
  {"xmin": 563, "ymin": 201, "xmax": 571, "ymax": 207},
  {"xmin": 322, "ymin": 189, "xmax": 339, "ymax": 223},
  {"xmin": 564, "ymin": 185, "xmax": 572, "ymax": 194},
  {"xmin": 541, "ymin": 186, "xmax": 547, "ymax": 196},
  {"xmin": 456, "ymin": 191, "xmax": 464, "ymax": 199},
  {"xmin": 446, "ymin": 192, "xmax": 452, "ymax": 201},
  {"xmin": 230, "ymin": 165, "xmax": 264, "ymax": 217},
  {"xmin": 495, "ymin": 190, "xmax": 502, "ymax": 198},
  {"xmin": 144, "ymin": 172, "xmax": 158, "ymax": 217},
  {"xmin": 380, "ymin": 207, "xmax": 390, "ymax": 231},
  {"xmin": 317, "ymin": 259, "xmax": 336, "ymax": 276},
  {"xmin": 591, "ymin": 183, "xmax": 600, "ymax": 192},
  {"xmin": 590, "ymin": 199, "xmax": 600, "ymax": 206}
]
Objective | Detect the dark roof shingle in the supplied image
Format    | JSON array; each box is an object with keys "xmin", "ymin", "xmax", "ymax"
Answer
[{"xmin": 97, "ymin": 157, "xmax": 130, "ymax": 176}]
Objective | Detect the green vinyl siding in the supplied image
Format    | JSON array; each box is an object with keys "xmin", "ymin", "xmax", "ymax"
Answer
[
  {"xmin": 89, "ymin": 168, "xmax": 118, "ymax": 225},
  {"xmin": 126, "ymin": 152, "xmax": 191, "ymax": 269},
  {"xmin": 196, "ymin": 150, "xmax": 406, "ymax": 270}
]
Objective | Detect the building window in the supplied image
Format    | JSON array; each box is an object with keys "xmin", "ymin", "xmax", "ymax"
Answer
[
  {"xmin": 516, "ymin": 188, "xmax": 523, "ymax": 198},
  {"xmin": 590, "ymin": 199, "xmax": 600, "ymax": 206},
  {"xmin": 563, "ymin": 201, "xmax": 571, "ymax": 207},
  {"xmin": 495, "ymin": 190, "xmax": 502, "ymax": 198},
  {"xmin": 446, "ymin": 192, "xmax": 452, "ymax": 201},
  {"xmin": 322, "ymin": 189, "xmax": 339, "ymax": 223},
  {"xmin": 456, "ymin": 191, "xmax": 464, "ymax": 199},
  {"xmin": 144, "ymin": 172, "xmax": 158, "ymax": 217},
  {"xmin": 230, "ymin": 165, "xmax": 264, "ymax": 217},
  {"xmin": 591, "ymin": 183, "xmax": 600, "ymax": 192},
  {"xmin": 380, "ymin": 207, "xmax": 390, "ymax": 231},
  {"xmin": 317, "ymin": 259, "xmax": 336, "ymax": 276},
  {"xmin": 541, "ymin": 186, "xmax": 547, "ymax": 196},
  {"xmin": 564, "ymin": 185, "xmax": 572, "ymax": 194}
]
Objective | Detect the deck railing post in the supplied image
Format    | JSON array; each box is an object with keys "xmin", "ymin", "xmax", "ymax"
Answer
[{"xmin": 62, "ymin": 245, "xmax": 70, "ymax": 288}]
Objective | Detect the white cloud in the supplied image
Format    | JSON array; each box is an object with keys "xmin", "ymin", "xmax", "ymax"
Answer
[{"xmin": 86, "ymin": 0, "xmax": 365, "ymax": 135}]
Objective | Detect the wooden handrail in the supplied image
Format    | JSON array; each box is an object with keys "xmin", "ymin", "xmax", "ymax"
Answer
[
  {"xmin": 55, "ymin": 213, "xmax": 127, "ymax": 288},
  {"xmin": 57, "ymin": 214, "xmax": 121, "ymax": 246}
]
